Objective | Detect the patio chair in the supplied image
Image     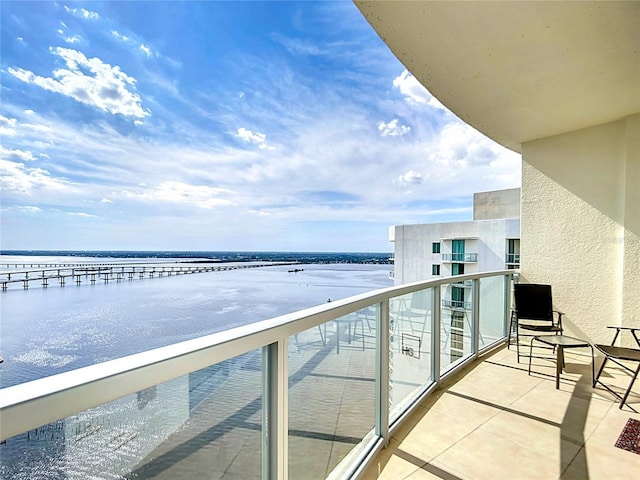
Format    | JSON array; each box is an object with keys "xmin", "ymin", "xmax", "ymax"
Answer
[
  {"xmin": 508, "ymin": 283, "xmax": 563, "ymax": 362},
  {"xmin": 593, "ymin": 326, "xmax": 640, "ymax": 412}
]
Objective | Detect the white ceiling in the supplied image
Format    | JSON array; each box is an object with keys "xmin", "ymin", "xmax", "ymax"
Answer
[{"xmin": 355, "ymin": 1, "xmax": 640, "ymax": 153}]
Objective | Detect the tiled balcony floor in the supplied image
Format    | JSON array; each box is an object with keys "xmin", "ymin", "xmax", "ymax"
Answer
[{"xmin": 363, "ymin": 344, "xmax": 640, "ymax": 480}]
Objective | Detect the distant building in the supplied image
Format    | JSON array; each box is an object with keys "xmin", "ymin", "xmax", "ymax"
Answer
[
  {"xmin": 390, "ymin": 188, "xmax": 520, "ymax": 285},
  {"xmin": 389, "ymin": 188, "xmax": 520, "ymax": 361}
]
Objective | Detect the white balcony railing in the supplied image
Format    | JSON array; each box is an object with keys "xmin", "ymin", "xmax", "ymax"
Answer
[
  {"xmin": 442, "ymin": 299, "xmax": 472, "ymax": 310},
  {"xmin": 0, "ymin": 270, "xmax": 516, "ymax": 479},
  {"xmin": 505, "ymin": 253, "xmax": 520, "ymax": 264},
  {"xmin": 441, "ymin": 252, "xmax": 478, "ymax": 262}
]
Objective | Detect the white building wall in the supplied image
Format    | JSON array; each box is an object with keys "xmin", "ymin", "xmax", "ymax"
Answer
[
  {"xmin": 393, "ymin": 218, "xmax": 520, "ymax": 285},
  {"xmin": 521, "ymin": 114, "xmax": 640, "ymax": 344}
]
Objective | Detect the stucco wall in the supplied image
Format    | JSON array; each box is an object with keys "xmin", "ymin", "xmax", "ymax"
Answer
[
  {"xmin": 521, "ymin": 115, "xmax": 640, "ymax": 344},
  {"xmin": 473, "ymin": 188, "xmax": 521, "ymax": 220}
]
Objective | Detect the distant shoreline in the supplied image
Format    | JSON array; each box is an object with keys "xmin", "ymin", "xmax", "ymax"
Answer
[{"xmin": 0, "ymin": 250, "xmax": 394, "ymax": 264}]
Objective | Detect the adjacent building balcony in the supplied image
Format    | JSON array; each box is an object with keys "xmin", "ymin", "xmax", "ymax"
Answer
[
  {"xmin": 441, "ymin": 253, "xmax": 478, "ymax": 263},
  {"xmin": 442, "ymin": 299, "xmax": 472, "ymax": 310},
  {"xmin": 505, "ymin": 253, "xmax": 521, "ymax": 264}
]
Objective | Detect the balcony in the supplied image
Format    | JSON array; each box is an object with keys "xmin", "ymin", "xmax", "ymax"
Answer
[
  {"xmin": 362, "ymin": 346, "xmax": 640, "ymax": 479},
  {"xmin": 1, "ymin": 270, "xmax": 638, "ymax": 479},
  {"xmin": 442, "ymin": 299, "xmax": 471, "ymax": 310},
  {"xmin": 441, "ymin": 253, "xmax": 478, "ymax": 263},
  {"xmin": 505, "ymin": 253, "xmax": 521, "ymax": 264}
]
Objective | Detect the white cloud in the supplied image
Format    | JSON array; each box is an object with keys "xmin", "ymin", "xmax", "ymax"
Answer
[
  {"xmin": 140, "ymin": 44, "xmax": 152, "ymax": 57},
  {"xmin": 18, "ymin": 206, "xmax": 42, "ymax": 213},
  {"xmin": 68, "ymin": 211, "xmax": 96, "ymax": 218},
  {"xmin": 0, "ymin": 146, "xmax": 37, "ymax": 162},
  {"xmin": 122, "ymin": 181, "xmax": 235, "ymax": 209},
  {"xmin": 22, "ymin": 122, "xmax": 53, "ymax": 134},
  {"xmin": 112, "ymin": 30, "xmax": 130, "ymax": 42},
  {"xmin": 64, "ymin": 6, "xmax": 99, "ymax": 20},
  {"xmin": 396, "ymin": 170, "xmax": 423, "ymax": 186},
  {"xmin": 8, "ymin": 47, "xmax": 149, "ymax": 118},
  {"xmin": 0, "ymin": 115, "xmax": 17, "ymax": 136},
  {"xmin": 0, "ymin": 160, "xmax": 69, "ymax": 195},
  {"xmin": 393, "ymin": 70, "xmax": 447, "ymax": 111},
  {"xmin": 101, "ymin": 198, "xmax": 113, "ymax": 204},
  {"xmin": 65, "ymin": 35, "xmax": 81, "ymax": 44},
  {"xmin": 378, "ymin": 118, "xmax": 410, "ymax": 137},
  {"xmin": 236, "ymin": 127, "xmax": 275, "ymax": 150}
]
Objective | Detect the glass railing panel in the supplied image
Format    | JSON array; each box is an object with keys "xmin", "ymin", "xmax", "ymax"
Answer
[
  {"xmin": 1, "ymin": 350, "xmax": 263, "ymax": 479},
  {"xmin": 388, "ymin": 290, "xmax": 433, "ymax": 420},
  {"xmin": 440, "ymin": 282, "xmax": 474, "ymax": 374},
  {"xmin": 288, "ymin": 311, "xmax": 376, "ymax": 479},
  {"xmin": 478, "ymin": 276, "xmax": 508, "ymax": 349}
]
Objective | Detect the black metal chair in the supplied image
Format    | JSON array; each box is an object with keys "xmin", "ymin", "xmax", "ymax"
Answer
[
  {"xmin": 508, "ymin": 283, "xmax": 563, "ymax": 362},
  {"xmin": 593, "ymin": 326, "xmax": 640, "ymax": 412}
]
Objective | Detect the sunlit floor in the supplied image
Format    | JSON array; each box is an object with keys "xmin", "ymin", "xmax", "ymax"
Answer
[{"xmin": 363, "ymin": 343, "xmax": 640, "ymax": 479}]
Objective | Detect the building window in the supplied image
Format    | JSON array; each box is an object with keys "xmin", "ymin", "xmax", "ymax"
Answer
[
  {"xmin": 452, "ymin": 263, "xmax": 465, "ymax": 275},
  {"xmin": 451, "ymin": 330, "xmax": 464, "ymax": 351},
  {"xmin": 450, "ymin": 351, "xmax": 463, "ymax": 362},
  {"xmin": 451, "ymin": 311, "xmax": 464, "ymax": 330},
  {"xmin": 452, "ymin": 239, "xmax": 465, "ymax": 261},
  {"xmin": 432, "ymin": 242, "xmax": 441, "ymax": 254},
  {"xmin": 506, "ymin": 238, "xmax": 520, "ymax": 264},
  {"xmin": 432, "ymin": 264, "xmax": 440, "ymax": 275},
  {"xmin": 451, "ymin": 287, "xmax": 465, "ymax": 308}
]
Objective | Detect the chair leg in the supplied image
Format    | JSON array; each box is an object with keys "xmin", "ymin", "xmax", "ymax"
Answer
[
  {"xmin": 619, "ymin": 363, "xmax": 640, "ymax": 410},
  {"xmin": 593, "ymin": 356, "xmax": 608, "ymax": 388},
  {"xmin": 507, "ymin": 313, "xmax": 515, "ymax": 350}
]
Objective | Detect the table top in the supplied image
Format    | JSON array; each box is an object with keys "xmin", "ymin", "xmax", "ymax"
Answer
[{"xmin": 533, "ymin": 334, "xmax": 591, "ymax": 347}]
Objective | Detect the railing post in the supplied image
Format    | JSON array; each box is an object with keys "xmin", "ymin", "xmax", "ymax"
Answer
[
  {"xmin": 262, "ymin": 340, "xmax": 288, "ymax": 480},
  {"xmin": 375, "ymin": 300, "xmax": 390, "ymax": 445},
  {"xmin": 504, "ymin": 274, "xmax": 513, "ymax": 337},
  {"xmin": 472, "ymin": 279, "xmax": 480, "ymax": 356},
  {"xmin": 432, "ymin": 287, "xmax": 441, "ymax": 383}
]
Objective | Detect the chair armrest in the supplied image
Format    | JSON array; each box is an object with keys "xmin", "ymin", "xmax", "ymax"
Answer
[
  {"xmin": 552, "ymin": 310, "xmax": 564, "ymax": 328},
  {"xmin": 606, "ymin": 326, "xmax": 640, "ymax": 347},
  {"xmin": 606, "ymin": 326, "xmax": 640, "ymax": 332}
]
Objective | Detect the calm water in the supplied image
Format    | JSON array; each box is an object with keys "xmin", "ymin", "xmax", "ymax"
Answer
[
  {"xmin": 1, "ymin": 255, "xmax": 392, "ymax": 478},
  {"xmin": 0, "ymin": 258, "xmax": 392, "ymax": 388}
]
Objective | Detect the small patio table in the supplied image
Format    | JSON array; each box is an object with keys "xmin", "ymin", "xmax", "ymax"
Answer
[{"xmin": 528, "ymin": 335, "xmax": 594, "ymax": 389}]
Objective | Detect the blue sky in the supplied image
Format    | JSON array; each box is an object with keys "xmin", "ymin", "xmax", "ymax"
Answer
[{"xmin": 1, "ymin": 1, "xmax": 520, "ymax": 253}]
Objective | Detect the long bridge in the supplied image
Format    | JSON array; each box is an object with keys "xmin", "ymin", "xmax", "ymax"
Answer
[{"xmin": 0, "ymin": 261, "xmax": 296, "ymax": 291}]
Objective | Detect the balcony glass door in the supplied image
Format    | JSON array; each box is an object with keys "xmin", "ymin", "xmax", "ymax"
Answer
[{"xmin": 452, "ymin": 239, "xmax": 465, "ymax": 262}]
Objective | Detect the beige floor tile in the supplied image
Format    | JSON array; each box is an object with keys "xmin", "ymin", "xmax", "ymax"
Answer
[
  {"xmin": 480, "ymin": 409, "xmax": 583, "ymax": 467},
  {"xmin": 564, "ymin": 442, "xmax": 640, "ymax": 480},
  {"xmin": 447, "ymin": 367, "xmax": 540, "ymax": 407},
  {"xmin": 395, "ymin": 410, "xmax": 480, "ymax": 460},
  {"xmin": 426, "ymin": 390, "xmax": 502, "ymax": 424},
  {"xmin": 434, "ymin": 428, "xmax": 564, "ymax": 480},
  {"xmin": 509, "ymin": 380, "xmax": 612, "ymax": 443},
  {"xmin": 361, "ymin": 439, "xmax": 426, "ymax": 480}
]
